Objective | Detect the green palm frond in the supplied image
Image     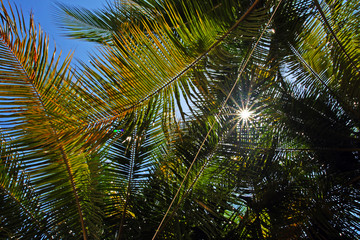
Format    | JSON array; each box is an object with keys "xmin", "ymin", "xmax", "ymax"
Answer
[
  {"xmin": 0, "ymin": 132, "xmax": 52, "ymax": 239},
  {"xmin": 58, "ymin": 0, "xmax": 276, "ymax": 132},
  {"xmin": 57, "ymin": 0, "xmax": 252, "ymax": 44},
  {"xmin": 0, "ymin": 2, "xmax": 103, "ymax": 238},
  {"xmin": 282, "ymin": 0, "xmax": 360, "ymax": 121},
  {"xmin": 56, "ymin": 2, "xmax": 114, "ymax": 44},
  {"xmin": 100, "ymin": 112, "xmax": 166, "ymax": 239},
  {"xmin": 314, "ymin": 0, "xmax": 360, "ymax": 74}
]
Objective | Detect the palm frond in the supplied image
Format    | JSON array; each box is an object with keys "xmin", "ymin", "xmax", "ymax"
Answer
[
  {"xmin": 58, "ymin": 0, "xmax": 277, "ymax": 133},
  {"xmin": 0, "ymin": 2, "xmax": 103, "ymax": 238},
  {"xmin": 0, "ymin": 132, "xmax": 52, "ymax": 239},
  {"xmin": 56, "ymin": 2, "xmax": 115, "ymax": 44},
  {"xmin": 100, "ymin": 111, "xmax": 166, "ymax": 239},
  {"xmin": 281, "ymin": 0, "xmax": 360, "ymax": 121}
]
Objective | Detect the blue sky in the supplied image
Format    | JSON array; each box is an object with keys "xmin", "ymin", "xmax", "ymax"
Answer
[{"xmin": 10, "ymin": 0, "xmax": 106, "ymax": 62}]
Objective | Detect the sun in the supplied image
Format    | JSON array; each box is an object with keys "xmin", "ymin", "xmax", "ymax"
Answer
[{"xmin": 239, "ymin": 108, "xmax": 253, "ymax": 121}]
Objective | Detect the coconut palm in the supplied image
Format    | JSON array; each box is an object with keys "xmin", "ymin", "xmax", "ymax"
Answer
[{"xmin": 0, "ymin": 0, "xmax": 359, "ymax": 239}]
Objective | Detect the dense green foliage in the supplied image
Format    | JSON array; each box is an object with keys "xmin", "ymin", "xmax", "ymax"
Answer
[{"xmin": 0, "ymin": 0, "xmax": 359, "ymax": 239}]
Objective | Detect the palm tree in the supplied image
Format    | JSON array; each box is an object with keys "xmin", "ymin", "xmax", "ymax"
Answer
[{"xmin": 0, "ymin": 0, "xmax": 359, "ymax": 239}]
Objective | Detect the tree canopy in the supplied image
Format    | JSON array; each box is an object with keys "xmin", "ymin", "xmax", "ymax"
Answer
[{"xmin": 0, "ymin": 0, "xmax": 359, "ymax": 239}]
